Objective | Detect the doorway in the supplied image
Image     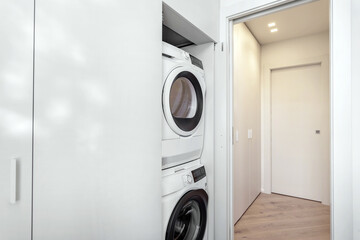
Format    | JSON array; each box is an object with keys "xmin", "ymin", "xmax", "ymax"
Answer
[{"xmin": 231, "ymin": 0, "xmax": 330, "ymax": 238}]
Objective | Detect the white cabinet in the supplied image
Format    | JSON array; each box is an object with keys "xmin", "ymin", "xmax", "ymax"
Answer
[
  {"xmin": 0, "ymin": 0, "xmax": 34, "ymax": 239},
  {"xmin": 32, "ymin": 0, "xmax": 162, "ymax": 239},
  {"xmin": 232, "ymin": 23, "xmax": 261, "ymax": 223}
]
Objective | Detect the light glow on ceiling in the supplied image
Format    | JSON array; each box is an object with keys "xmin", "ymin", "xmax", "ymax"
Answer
[
  {"xmin": 268, "ymin": 22, "xmax": 276, "ymax": 27},
  {"xmin": 270, "ymin": 28, "xmax": 278, "ymax": 33}
]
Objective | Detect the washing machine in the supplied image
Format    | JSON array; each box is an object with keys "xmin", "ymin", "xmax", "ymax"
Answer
[
  {"xmin": 162, "ymin": 160, "xmax": 208, "ymax": 240},
  {"xmin": 162, "ymin": 42, "xmax": 206, "ymax": 170}
]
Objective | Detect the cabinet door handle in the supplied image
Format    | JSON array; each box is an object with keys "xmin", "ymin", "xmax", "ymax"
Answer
[{"xmin": 10, "ymin": 158, "xmax": 17, "ymax": 204}]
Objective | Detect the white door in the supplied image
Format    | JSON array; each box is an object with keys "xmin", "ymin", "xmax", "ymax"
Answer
[
  {"xmin": 33, "ymin": 0, "xmax": 162, "ymax": 239},
  {"xmin": 271, "ymin": 64, "xmax": 324, "ymax": 201},
  {"xmin": 0, "ymin": 0, "xmax": 34, "ymax": 239}
]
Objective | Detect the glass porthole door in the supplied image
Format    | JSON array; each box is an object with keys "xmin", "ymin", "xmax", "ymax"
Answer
[
  {"xmin": 163, "ymin": 68, "xmax": 205, "ymax": 136},
  {"xmin": 170, "ymin": 77, "xmax": 197, "ymax": 120},
  {"xmin": 166, "ymin": 190, "xmax": 208, "ymax": 240}
]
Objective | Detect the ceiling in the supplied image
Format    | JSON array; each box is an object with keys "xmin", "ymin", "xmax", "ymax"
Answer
[{"xmin": 245, "ymin": 0, "xmax": 329, "ymax": 45}]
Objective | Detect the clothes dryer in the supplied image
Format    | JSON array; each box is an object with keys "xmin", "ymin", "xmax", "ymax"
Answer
[
  {"xmin": 162, "ymin": 42, "xmax": 206, "ymax": 169},
  {"xmin": 162, "ymin": 160, "xmax": 208, "ymax": 240}
]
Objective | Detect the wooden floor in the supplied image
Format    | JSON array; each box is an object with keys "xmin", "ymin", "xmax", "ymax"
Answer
[{"xmin": 234, "ymin": 193, "xmax": 330, "ymax": 240}]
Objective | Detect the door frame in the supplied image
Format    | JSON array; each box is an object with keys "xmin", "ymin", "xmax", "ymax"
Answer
[
  {"xmin": 218, "ymin": 0, "xmax": 353, "ymax": 239},
  {"xmin": 227, "ymin": 2, "xmax": 323, "ymax": 239},
  {"xmin": 263, "ymin": 55, "xmax": 330, "ymax": 205}
]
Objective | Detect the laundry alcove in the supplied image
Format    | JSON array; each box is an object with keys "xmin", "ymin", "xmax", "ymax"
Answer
[{"xmin": 162, "ymin": 2, "xmax": 217, "ymax": 239}]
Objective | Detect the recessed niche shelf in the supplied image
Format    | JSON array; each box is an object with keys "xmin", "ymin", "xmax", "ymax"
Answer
[{"xmin": 162, "ymin": 2, "xmax": 213, "ymax": 48}]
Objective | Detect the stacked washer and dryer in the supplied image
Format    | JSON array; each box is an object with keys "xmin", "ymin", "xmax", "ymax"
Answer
[{"xmin": 162, "ymin": 42, "xmax": 208, "ymax": 240}]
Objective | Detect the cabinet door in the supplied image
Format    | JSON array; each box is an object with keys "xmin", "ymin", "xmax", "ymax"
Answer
[
  {"xmin": 33, "ymin": 0, "xmax": 162, "ymax": 239},
  {"xmin": 0, "ymin": 0, "xmax": 34, "ymax": 239},
  {"xmin": 232, "ymin": 22, "xmax": 261, "ymax": 223}
]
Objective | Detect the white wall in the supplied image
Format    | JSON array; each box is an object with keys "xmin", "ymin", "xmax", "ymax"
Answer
[
  {"xmin": 261, "ymin": 32, "xmax": 329, "ymax": 63},
  {"xmin": 214, "ymin": 41, "xmax": 230, "ymax": 240},
  {"xmin": 261, "ymin": 32, "xmax": 330, "ymax": 204},
  {"xmin": 232, "ymin": 23, "xmax": 261, "ymax": 223},
  {"xmin": 163, "ymin": 0, "xmax": 219, "ymax": 42},
  {"xmin": 33, "ymin": 0, "xmax": 163, "ymax": 239},
  {"xmin": 332, "ymin": 0, "xmax": 353, "ymax": 239},
  {"xmin": 182, "ymin": 43, "xmax": 216, "ymax": 240},
  {"xmin": 352, "ymin": 0, "xmax": 360, "ymax": 238}
]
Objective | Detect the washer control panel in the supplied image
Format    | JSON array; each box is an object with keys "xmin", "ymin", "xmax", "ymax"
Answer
[{"xmin": 182, "ymin": 166, "xmax": 206, "ymax": 185}]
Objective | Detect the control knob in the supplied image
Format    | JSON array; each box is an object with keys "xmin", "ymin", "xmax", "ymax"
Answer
[
  {"xmin": 183, "ymin": 51, "xmax": 190, "ymax": 60},
  {"xmin": 183, "ymin": 174, "xmax": 193, "ymax": 185}
]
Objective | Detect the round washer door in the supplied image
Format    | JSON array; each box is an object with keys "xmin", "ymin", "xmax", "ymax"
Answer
[
  {"xmin": 166, "ymin": 189, "xmax": 208, "ymax": 240},
  {"xmin": 163, "ymin": 67, "xmax": 205, "ymax": 137}
]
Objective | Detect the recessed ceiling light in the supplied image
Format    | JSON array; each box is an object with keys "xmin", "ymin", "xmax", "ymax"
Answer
[
  {"xmin": 268, "ymin": 22, "xmax": 276, "ymax": 27},
  {"xmin": 270, "ymin": 28, "xmax": 278, "ymax": 33}
]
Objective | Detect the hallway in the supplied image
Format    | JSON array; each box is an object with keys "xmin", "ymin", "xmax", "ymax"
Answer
[{"xmin": 234, "ymin": 193, "xmax": 330, "ymax": 240}]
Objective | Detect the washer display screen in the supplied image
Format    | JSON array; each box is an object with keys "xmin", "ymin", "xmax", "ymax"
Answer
[{"xmin": 191, "ymin": 166, "xmax": 206, "ymax": 183}]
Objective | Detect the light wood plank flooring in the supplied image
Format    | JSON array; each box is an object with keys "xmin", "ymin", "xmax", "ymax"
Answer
[{"xmin": 234, "ymin": 193, "xmax": 330, "ymax": 240}]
